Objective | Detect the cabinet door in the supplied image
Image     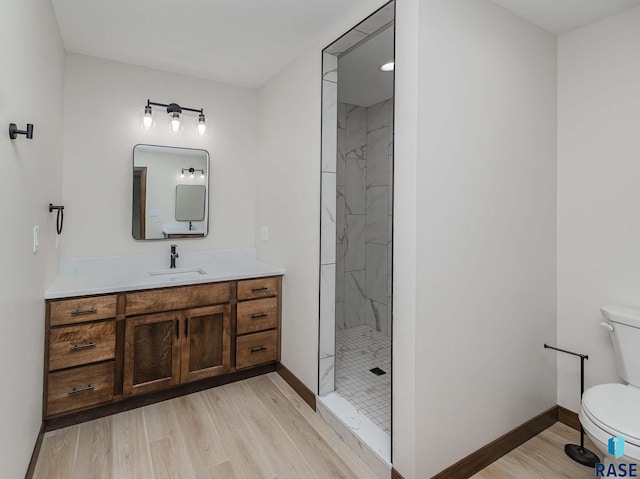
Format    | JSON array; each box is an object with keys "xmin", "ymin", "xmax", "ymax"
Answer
[
  {"xmin": 181, "ymin": 305, "xmax": 230, "ymax": 383},
  {"xmin": 123, "ymin": 311, "xmax": 181, "ymax": 396}
]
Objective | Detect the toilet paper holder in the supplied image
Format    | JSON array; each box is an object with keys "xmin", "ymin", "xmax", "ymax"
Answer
[{"xmin": 544, "ymin": 343, "xmax": 600, "ymax": 468}]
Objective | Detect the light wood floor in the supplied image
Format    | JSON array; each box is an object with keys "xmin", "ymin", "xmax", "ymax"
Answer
[
  {"xmin": 475, "ymin": 422, "xmax": 602, "ymax": 479},
  {"xmin": 33, "ymin": 372, "xmax": 380, "ymax": 479},
  {"xmin": 34, "ymin": 376, "xmax": 605, "ymax": 479}
]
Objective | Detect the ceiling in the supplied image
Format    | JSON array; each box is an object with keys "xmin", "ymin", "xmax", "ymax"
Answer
[
  {"xmin": 338, "ymin": 27, "xmax": 394, "ymax": 107},
  {"xmin": 50, "ymin": 0, "xmax": 361, "ymax": 89},
  {"xmin": 491, "ymin": 0, "xmax": 640, "ymax": 34},
  {"xmin": 51, "ymin": 0, "xmax": 640, "ymax": 90}
]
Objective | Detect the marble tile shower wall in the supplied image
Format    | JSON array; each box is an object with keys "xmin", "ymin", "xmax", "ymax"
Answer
[
  {"xmin": 336, "ymin": 100, "xmax": 393, "ymax": 337},
  {"xmin": 319, "ymin": 49, "xmax": 394, "ymax": 395},
  {"xmin": 319, "ymin": 54, "xmax": 339, "ymax": 395}
]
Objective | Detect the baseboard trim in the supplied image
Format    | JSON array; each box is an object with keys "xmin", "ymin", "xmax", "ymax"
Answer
[
  {"xmin": 557, "ymin": 405, "xmax": 580, "ymax": 431},
  {"xmin": 391, "ymin": 467, "xmax": 404, "ymax": 479},
  {"xmin": 431, "ymin": 405, "xmax": 558, "ymax": 479},
  {"xmin": 276, "ymin": 363, "xmax": 316, "ymax": 411},
  {"xmin": 25, "ymin": 423, "xmax": 44, "ymax": 479}
]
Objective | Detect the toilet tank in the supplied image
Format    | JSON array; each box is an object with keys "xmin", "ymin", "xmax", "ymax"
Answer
[{"xmin": 601, "ymin": 305, "xmax": 640, "ymax": 387}]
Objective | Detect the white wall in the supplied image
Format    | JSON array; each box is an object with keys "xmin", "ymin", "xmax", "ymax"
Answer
[
  {"xmin": 257, "ymin": 3, "xmax": 557, "ymax": 476},
  {"xmin": 411, "ymin": 0, "xmax": 558, "ymax": 476},
  {"xmin": 62, "ymin": 54, "xmax": 258, "ymax": 258},
  {"xmin": 557, "ymin": 6, "xmax": 640, "ymax": 411},
  {"xmin": 255, "ymin": 0, "xmax": 390, "ymax": 393},
  {"xmin": 392, "ymin": 0, "xmax": 419, "ymax": 474},
  {"xmin": 0, "ymin": 0, "xmax": 65, "ymax": 475}
]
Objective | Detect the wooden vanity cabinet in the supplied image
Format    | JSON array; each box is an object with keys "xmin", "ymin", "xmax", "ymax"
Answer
[
  {"xmin": 181, "ymin": 305, "xmax": 230, "ymax": 383},
  {"xmin": 123, "ymin": 303, "xmax": 231, "ymax": 397},
  {"xmin": 44, "ymin": 275, "xmax": 281, "ymax": 420},
  {"xmin": 235, "ymin": 277, "xmax": 281, "ymax": 370},
  {"xmin": 44, "ymin": 294, "xmax": 119, "ymax": 417},
  {"xmin": 123, "ymin": 311, "xmax": 181, "ymax": 396}
]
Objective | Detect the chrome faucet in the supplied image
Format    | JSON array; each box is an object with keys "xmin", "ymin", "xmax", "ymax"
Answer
[{"xmin": 170, "ymin": 244, "xmax": 179, "ymax": 268}]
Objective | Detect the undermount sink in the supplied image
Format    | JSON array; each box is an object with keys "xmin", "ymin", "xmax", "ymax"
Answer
[{"xmin": 148, "ymin": 267, "xmax": 207, "ymax": 277}]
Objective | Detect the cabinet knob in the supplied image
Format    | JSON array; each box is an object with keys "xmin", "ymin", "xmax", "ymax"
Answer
[{"xmin": 250, "ymin": 346, "xmax": 267, "ymax": 353}]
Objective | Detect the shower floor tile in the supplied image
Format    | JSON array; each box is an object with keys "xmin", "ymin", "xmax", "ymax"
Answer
[{"xmin": 335, "ymin": 325, "xmax": 391, "ymax": 433}]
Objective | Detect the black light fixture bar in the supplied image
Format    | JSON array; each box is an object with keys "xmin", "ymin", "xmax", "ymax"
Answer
[
  {"xmin": 181, "ymin": 167, "xmax": 205, "ymax": 176},
  {"xmin": 147, "ymin": 100, "xmax": 203, "ymax": 115}
]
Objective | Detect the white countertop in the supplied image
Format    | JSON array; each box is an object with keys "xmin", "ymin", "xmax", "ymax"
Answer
[{"xmin": 45, "ymin": 248, "xmax": 284, "ymax": 299}]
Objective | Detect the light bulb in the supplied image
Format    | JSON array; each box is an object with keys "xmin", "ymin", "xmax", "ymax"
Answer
[
  {"xmin": 379, "ymin": 61, "xmax": 395, "ymax": 72},
  {"xmin": 190, "ymin": 172, "xmax": 195, "ymax": 178},
  {"xmin": 197, "ymin": 113, "xmax": 206, "ymax": 136},
  {"xmin": 143, "ymin": 106, "xmax": 153, "ymax": 129},
  {"xmin": 170, "ymin": 113, "xmax": 181, "ymax": 132},
  {"xmin": 200, "ymin": 171, "xmax": 205, "ymax": 178},
  {"xmin": 181, "ymin": 172, "xmax": 185, "ymax": 178}
]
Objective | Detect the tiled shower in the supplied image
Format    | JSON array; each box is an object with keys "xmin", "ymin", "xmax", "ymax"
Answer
[
  {"xmin": 335, "ymin": 99, "xmax": 393, "ymax": 434},
  {"xmin": 318, "ymin": 2, "xmax": 394, "ymax": 468},
  {"xmin": 318, "ymin": 2, "xmax": 394, "ymax": 470},
  {"xmin": 336, "ymin": 99, "xmax": 393, "ymax": 336}
]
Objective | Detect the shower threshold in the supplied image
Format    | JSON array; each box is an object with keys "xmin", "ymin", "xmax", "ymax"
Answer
[{"xmin": 317, "ymin": 392, "xmax": 391, "ymax": 478}]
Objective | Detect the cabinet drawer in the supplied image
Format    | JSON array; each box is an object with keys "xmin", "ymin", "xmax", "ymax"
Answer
[
  {"xmin": 126, "ymin": 282, "xmax": 230, "ymax": 316},
  {"xmin": 236, "ymin": 330, "xmax": 278, "ymax": 369},
  {"xmin": 237, "ymin": 277, "xmax": 279, "ymax": 301},
  {"xmin": 49, "ymin": 321, "xmax": 116, "ymax": 371},
  {"xmin": 46, "ymin": 362, "xmax": 114, "ymax": 416},
  {"xmin": 50, "ymin": 295, "xmax": 117, "ymax": 326},
  {"xmin": 237, "ymin": 298, "xmax": 278, "ymax": 334}
]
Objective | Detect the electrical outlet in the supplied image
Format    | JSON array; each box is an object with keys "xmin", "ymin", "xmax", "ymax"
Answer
[{"xmin": 260, "ymin": 226, "xmax": 269, "ymax": 241}]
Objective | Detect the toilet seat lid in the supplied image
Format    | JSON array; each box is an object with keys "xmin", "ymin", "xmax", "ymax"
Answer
[{"xmin": 582, "ymin": 384, "xmax": 640, "ymax": 444}]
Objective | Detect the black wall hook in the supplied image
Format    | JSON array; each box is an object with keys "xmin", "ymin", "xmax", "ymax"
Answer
[
  {"xmin": 9, "ymin": 123, "xmax": 34, "ymax": 140},
  {"xmin": 49, "ymin": 204, "xmax": 64, "ymax": 235}
]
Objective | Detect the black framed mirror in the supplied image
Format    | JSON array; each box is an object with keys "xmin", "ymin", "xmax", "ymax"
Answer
[{"xmin": 132, "ymin": 144, "xmax": 210, "ymax": 240}]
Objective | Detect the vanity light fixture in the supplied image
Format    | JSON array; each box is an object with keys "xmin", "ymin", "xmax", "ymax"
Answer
[
  {"xmin": 379, "ymin": 61, "xmax": 395, "ymax": 72},
  {"xmin": 142, "ymin": 105, "xmax": 153, "ymax": 130},
  {"xmin": 181, "ymin": 167, "xmax": 205, "ymax": 179},
  {"xmin": 197, "ymin": 113, "xmax": 206, "ymax": 136},
  {"xmin": 144, "ymin": 100, "xmax": 206, "ymax": 135},
  {"xmin": 167, "ymin": 103, "xmax": 182, "ymax": 132}
]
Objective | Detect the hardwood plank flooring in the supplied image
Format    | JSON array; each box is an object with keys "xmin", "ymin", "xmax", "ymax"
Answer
[
  {"xmin": 33, "ymin": 372, "xmax": 379, "ymax": 479},
  {"xmin": 36, "ymin": 373, "xmax": 599, "ymax": 479},
  {"xmin": 475, "ymin": 422, "xmax": 602, "ymax": 479}
]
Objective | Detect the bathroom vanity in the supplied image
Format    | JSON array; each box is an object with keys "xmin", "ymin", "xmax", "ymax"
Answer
[{"xmin": 43, "ymin": 250, "xmax": 283, "ymax": 423}]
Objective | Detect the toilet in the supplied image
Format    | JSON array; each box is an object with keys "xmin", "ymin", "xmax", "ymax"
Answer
[{"xmin": 579, "ymin": 305, "xmax": 640, "ymax": 465}]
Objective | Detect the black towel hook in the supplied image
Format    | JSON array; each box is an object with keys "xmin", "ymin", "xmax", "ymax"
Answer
[{"xmin": 49, "ymin": 204, "xmax": 64, "ymax": 235}]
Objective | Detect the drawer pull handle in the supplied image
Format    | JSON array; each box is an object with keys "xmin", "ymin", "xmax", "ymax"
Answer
[
  {"xmin": 70, "ymin": 342, "xmax": 96, "ymax": 351},
  {"xmin": 251, "ymin": 313, "xmax": 268, "ymax": 319},
  {"xmin": 251, "ymin": 287, "xmax": 269, "ymax": 292},
  {"xmin": 250, "ymin": 346, "xmax": 267, "ymax": 353},
  {"xmin": 68, "ymin": 385, "xmax": 94, "ymax": 395},
  {"xmin": 71, "ymin": 307, "xmax": 97, "ymax": 316}
]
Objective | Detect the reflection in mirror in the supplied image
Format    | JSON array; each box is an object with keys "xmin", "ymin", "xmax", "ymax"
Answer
[
  {"xmin": 132, "ymin": 144, "xmax": 209, "ymax": 240},
  {"xmin": 175, "ymin": 185, "xmax": 206, "ymax": 221}
]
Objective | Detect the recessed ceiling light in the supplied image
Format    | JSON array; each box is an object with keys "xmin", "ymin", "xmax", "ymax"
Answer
[{"xmin": 379, "ymin": 61, "xmax": 395, "ymax": 72}]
